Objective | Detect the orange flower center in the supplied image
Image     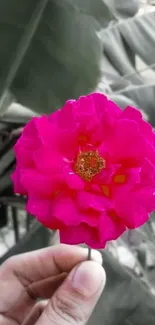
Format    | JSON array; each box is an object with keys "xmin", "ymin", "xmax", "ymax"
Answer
[{"xmin": 74, "ymin": 150, "xmax": 105, "ymax": 182}]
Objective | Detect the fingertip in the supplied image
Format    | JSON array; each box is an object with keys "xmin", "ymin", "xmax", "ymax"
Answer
[
  {"xmin": 90, "ymin": 250, "xmax": 103, "ymax": 265},
  {"xmin": 71, "ymin": 261, "xmax": 106, "ymax": 297}
]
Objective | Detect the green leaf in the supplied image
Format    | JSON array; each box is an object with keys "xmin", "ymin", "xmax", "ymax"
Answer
[
  {"xmin": 0, "ymin": 0, "xmax": 103, "ymax": 114},
  {"xmin": 2, "ymin": 103, "xmax": 36, "ymax": 125},
  {"xmin": 101, "ymin": 26, "xmax": 143, "ymax": 84},
  {"xmin": 100, "ymin": 11, "xmax": 155, "ymax": 123},
  {"xmin": 75, "ymin": 0, "xmax": 115, "ymax": 28},
  {"xmin": 105, "ymin": 0, "xmax": 140, "ymax": 18},
  {"xmin": 118, "ymin": 12, "xmax": 155, "ymax": 67}
]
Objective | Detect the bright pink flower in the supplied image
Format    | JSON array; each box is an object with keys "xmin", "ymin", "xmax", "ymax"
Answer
[{"xmin": 12, "ymin": 93, "xmax": 155, "ymax": 248}]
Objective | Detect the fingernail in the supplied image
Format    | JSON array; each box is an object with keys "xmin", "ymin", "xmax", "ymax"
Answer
[
  {"xmin": 90, "ymin": 250, "xmax": 103, "ymax": 265},
  {"xmin": 72, "ymin": 261, "xmax": 106, "ymax": 297}
]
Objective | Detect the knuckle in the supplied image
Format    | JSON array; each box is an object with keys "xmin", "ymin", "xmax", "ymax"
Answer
[
  {"xmin": 47, "ymin": 291, "xmax": 86, "ymax": 325},
  {"xmin": 2, "ymin": 256, "xmax": 17, "ymax": 271},
  {"xmin": 1, "ymin": 256, "xmax": 30, "ymax": 286}
]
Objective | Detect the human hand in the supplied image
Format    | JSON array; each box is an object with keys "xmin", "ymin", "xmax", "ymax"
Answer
[{"xmin": 0, "ymin": 244, "xmax": 106, "ymax": 325}]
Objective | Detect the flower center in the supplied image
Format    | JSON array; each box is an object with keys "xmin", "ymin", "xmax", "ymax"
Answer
[{"xmin": 74, "ymin": 150, "xmax": 105, "ymax": 182}]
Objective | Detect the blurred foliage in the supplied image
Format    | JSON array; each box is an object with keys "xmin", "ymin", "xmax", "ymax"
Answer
[
  {"xmin": 0, "ymin": 1, "xmax": 155, "ymax": 325},
  {"xmin": 0, "ymin": 0, "xmax": 104, "ymax": 113}
]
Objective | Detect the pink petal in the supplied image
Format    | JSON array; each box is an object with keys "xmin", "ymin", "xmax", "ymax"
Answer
[
  {"xmin": 27, "ymin": 196, "xmax": 51, "ymax": 225},
  {"xmin": 122, "ymin": 105, "xmax": 141, "ymax": 118},
  {"xmin": 90, "ymin": 92, "xmax": 121, "ymax": 117},
  {"xmin": 89, "ymin": 92, "xmax": 108, "ymax": 116},
  {"xmin": 49, "ymin": 104, "xmax": 79, "ymax": 159},
  {"xmin": 140, "ymin": 122, "xmax": 154, "ymax": 142},
  {"xmin": 58, "ymin": 130, "xmax": 78, "ymax": 160},
  {"xmin": 94, "ymin": 162, "xmax": 120, "ymax": 185},
  {"xmin": 106, "ymin": 98, "xmax": 121, "ymax": 116},
  {"xmin": 60, "ymin": 223, "xmax": 105, "ymax": 249},
  {"xmin": 75, "ymin": 95, "xmax": 95, "ymax": 119},
  {"xmin": 98, "ymin": 142, "xmax": 108, "ymax": 158},
  {"xmin": 99, "ymin": 213, "xmax": 126, "ymax": 242},
  {"xmin": 51, "ymin": 195, "xmax": 81, "ymax": 226},
  {"xmin": 92, "ymin": 111, "xmax": 116, "ymax": 145},
  {"xmin": 14, "ymin": 142, "xmax": 34, "ymax": 168},
  {"xmin": 11, "ymin": 168, "xmax": 27, "ymax": 195},
  {"xmin": 14, "ymin": 115, "xmax": 57, "ymax": 168},
  {"xmin": 63, "ymin": 165, "xmax": 85, "ymax": 190},
  {"xmin": 33, "ymin": 146, "xmax": 64, "ymax": 174},
  {"xmin": 77, "ymin": 191, "xmax": 112, "ymax": 211},
  {"xmin": 146, "ymin": 142, "xmax": 155, "ymax": 165},
  {"xmin": 107, "ymin": 119, "xmax": 146, "ymax": 165},
  {"xmin": 21, "ymin": 169, "xmax": 61, "ymax": 197},
  {"xmin": 52, "ymin": 192, "xmax": 101, "ymax": 227},
  {"xmin": 91, "ymin": 98, "xmax": 121, "ymax": 146},
  {"xmin": 115, "ymin": 188, "xmax": 155, "ymax": 229},
  {"xmin": 22, "ymin": 118, "xmax": 39, "ymax": 140},
  {"xmin": 50, "ymin": 101, "xmax": 77, "ymax": 130},
  {"xmin": 26, "ymin": 195, "xmax": 63, "ymax": 229},
  {"xmin": 112, "ymin": 167, "xmax": 141, "ymax": 193},
  {"xmin": 122, "ymin": 106, "xmax": 154, "ymax": 142},
  {"xmin": 81, "ymin": 210, "xmax": 100, "ymax": 227},
  {"xmin": 23, "ymin": 115, "xmax": 54, "ymax": 145},
  {"xmin": 96, "ymin": 95, "xmax": 121, "ymax": 143},
  {"xmin": 140, "ymin": 158, "xmax": 155, "ymax": 187}
]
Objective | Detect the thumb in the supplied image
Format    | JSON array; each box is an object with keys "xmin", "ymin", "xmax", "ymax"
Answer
[{"xmin": 36, "ymin": 259, "xmax": 106, "ymax": 325}]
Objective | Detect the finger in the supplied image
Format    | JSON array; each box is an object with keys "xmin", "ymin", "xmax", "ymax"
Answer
[
  {"xmin": 36, "ymin": 261, "xmax": 106, "ymax": 325},
  {"xmin": 0, "ymin": 245, "xmax": 102, "ymax": 324},
  {"xmin": 28, "ymin": 272, "xmax": 68, "ymax": 299},
  {"xmin": 22, "ymin": 301, "xmax": 48, "ymax": 325},
  {"xmin": 2, "ymin": 273, "xmax": 67, "ymax": 325}
]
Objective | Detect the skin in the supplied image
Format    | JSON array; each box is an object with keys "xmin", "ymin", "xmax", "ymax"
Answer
[{"xmin": 0, "ymin": 244, "xmax": 106, "ymax": 325}]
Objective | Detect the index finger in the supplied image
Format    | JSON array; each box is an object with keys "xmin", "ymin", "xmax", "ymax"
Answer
[{"xmin": 1, "ymin": 244, "xmax": 102, "ymax": 283}]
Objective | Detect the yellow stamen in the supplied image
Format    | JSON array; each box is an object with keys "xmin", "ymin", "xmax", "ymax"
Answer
[{"xmin": 75, "ymin": 150, "xmax": 105, "ymax": 182}]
